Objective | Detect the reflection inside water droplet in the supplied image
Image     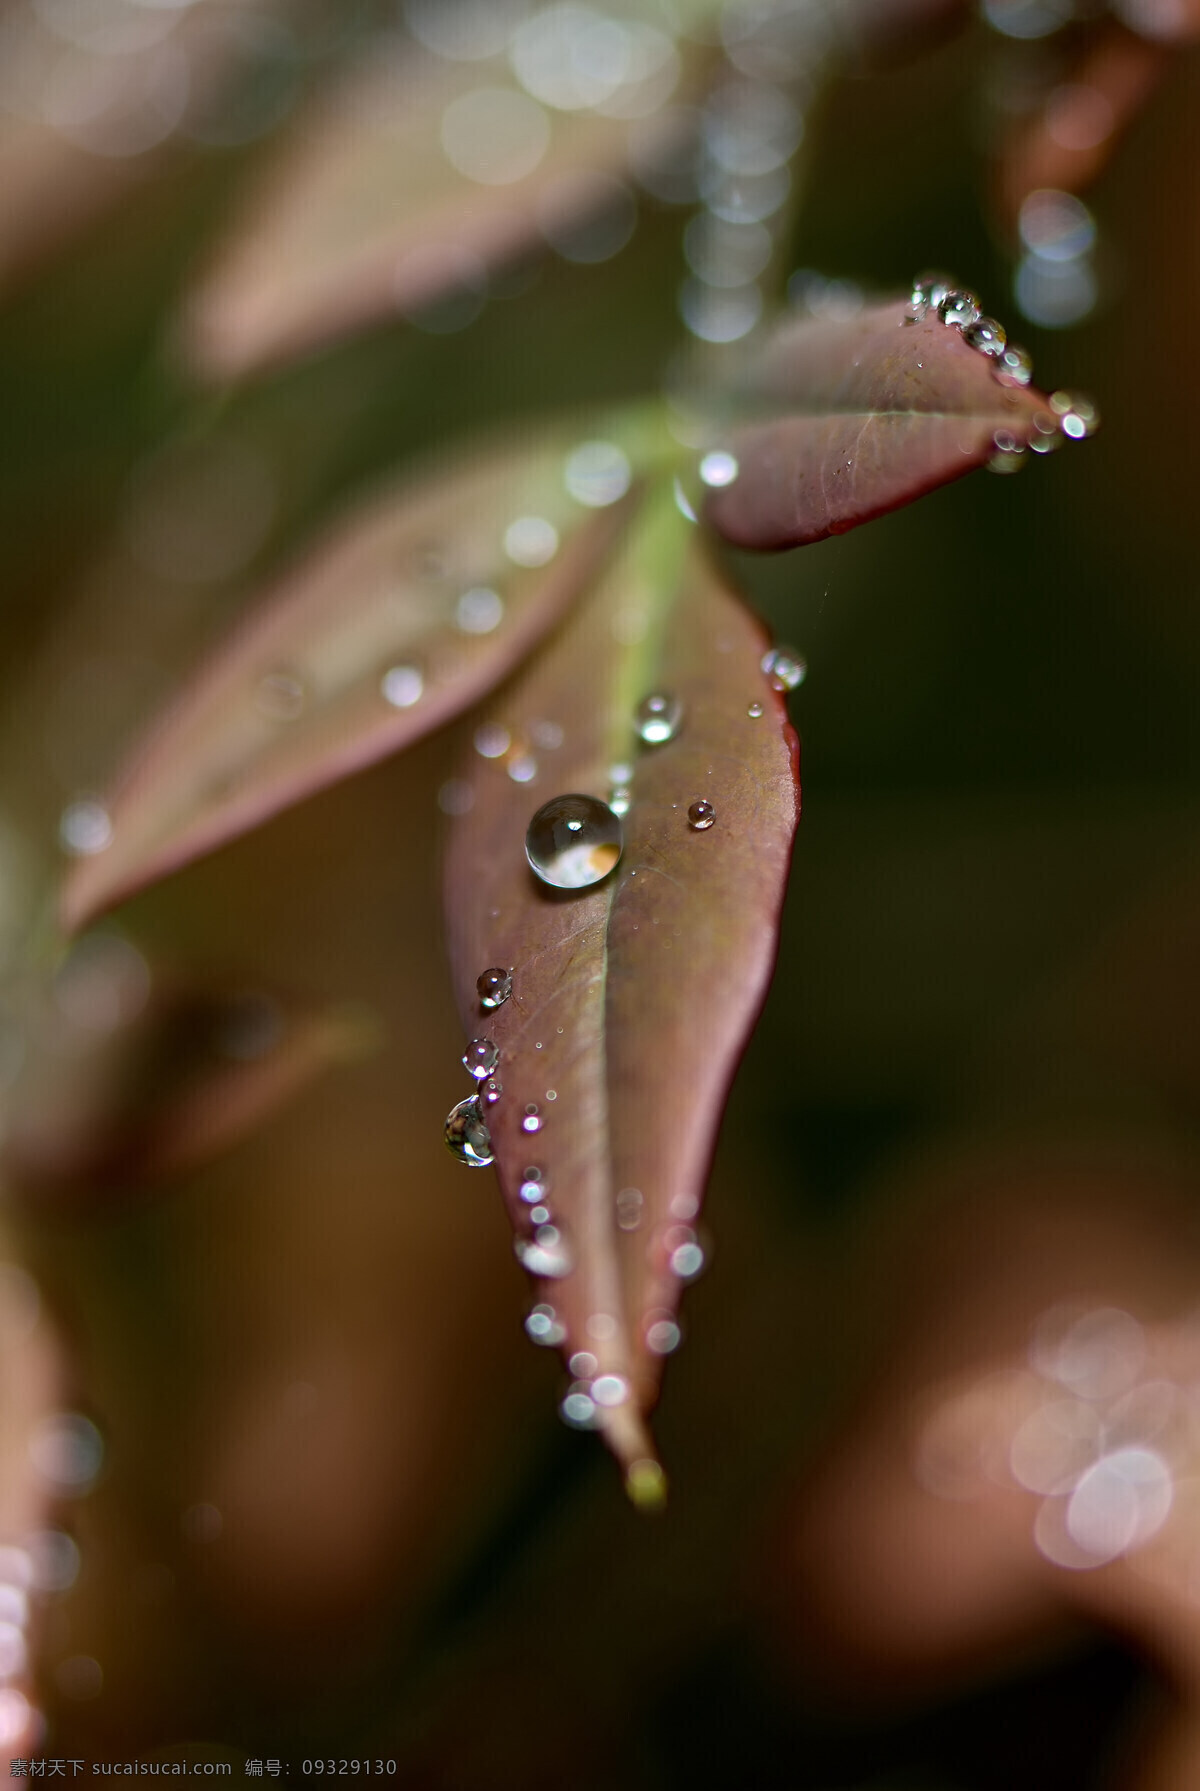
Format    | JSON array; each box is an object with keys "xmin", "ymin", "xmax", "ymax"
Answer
[
  {"xmin": 444, "ymin": 1095, "xmax": 494, "ymax": 1167},
  {"xmin": 526, "ymin": 794, "xmax": 623, "ymax": 889},
  {"xmin": 635, "ymin": 691, "xmax": 683, "ymax": 745},
  {"xmin": 688, "ymin": 800, "xmax": 715, "ymax": 831},
  {"xmin": 476, "ymin": 967, "xmax": 512, "ymax": 1009},
  {"xmin": 747, "ymin": 700, "xmax": 764, "ymax": 718}
]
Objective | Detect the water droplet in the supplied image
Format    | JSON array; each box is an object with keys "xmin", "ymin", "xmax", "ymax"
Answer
[
  {"xmin": 525, "ymin": 1302, "xmax": 565, "ymax": 1346},
  {"xmin": 507, "ymin": 753, "xmax": 538, "ymax": 783},
  {"xmin": 525, "ymin": 793, "xmax": 623, "ymax": 889},
  {"xmin": 455, "ymin": 586, "xmax": 505, "ymax": 634},
  {"xmin": 477, "ymin": 967, "xmax": 512, "ymax": 1009},
  {"xmin": 670, "ymin": 1239, "xmax": 706, "ymax": 1278},
  {"xmin": 59, "ymin": 799, "xmax": 113, "ymax": 856},
  {"xmin": 962, "ymin": 316, "xmax": 1007, "ymax": 357},
  {"xmin": 995, "ymin": 343, "xmax": 1034, "ymax": 386},
  {"xmin": 761, "ymin": 646, "xmax": 806, "ymax": 691},
  {"xmin": 747, "ymin": 700, "xmax": 764, "ymax": 718},
  {"xmin": 592, "ymin": 1374, "xmax": 629, "ymax": 1407},
  {"xmin": 609, "ymin": 785, "xmax": 632, "ymax": 816},
  {"xmin": 482, "ymin": 1077, "xmax": 503, "ymax": 1104},
  {"xmin": 646, "ymin": 1318, "xmax": 682, "ymax": 1354},
  {"xmin": 462, "ymin": 1038, "xmax": 499, "ymax": 1080},
  {"xmin": 564, "ymin": 440, "xmax": 632, "ymax": 507},
  {"xmin": 1050, "ymin": 389, "xmax": 1100, "ymax": 438},
  {"xmin": 529, "ymin": 1205, "xmax": 551, "ymax": 1224},
  {"xmin": 256, "ymin": 668, "xmax": 307, "ymax": 720},
  {"xmin": 570, "ymin": 1350, "xmax": 598, "ymax": 1379},
  {"xmin": 438, "ymin": 779, "xmax": 475, "ymax": 816},
  {"xmin": 381, "ymin": 664, "xmax": 424, "ymax": 708},
  {"xmin": 937, "ymin": 289, "xmax": 981, "ymax": 330},
  {"xmin": 987, "ymin": 430, "xmax": 1027, "ymax": 474},
  {"xmin": 616, "ymin": 1186, "xmax": 644, "ymax": 1231},
  {"xmin": 587, "ymin": 1312, "xmax": 617, "ymax": 1341},
  {"xmin": 635, "ymin": 692, "xmax": 683, "ymax": 745},
  {"xmin": 560, "ymin": 1387, "xmax": 597, "ymax": 1427},
  {"xmin": 474, "ymin": 722, "xmax": 511, "ymax": 759},
  {"xmin": 444, "ymin": 1094, "xmax": 494, "ymax": 1167},
  {"xmin": 699, "ymin": 450, "xmax": 739, "ymax": 487},
  {"xmin": 504, "ymin": 515, "xmax": 559, "ymax": 566},
  {"xmin": 522, "ymin": 1103, "xmax": 542, "ymax": 1134},
  {"xmin": 519, "ymin": 1167, "xmax": 545, "ymax": 1202},
  {"xmin": 531, "ymin": 719, "xmax": 564, "ymax": 750},
  {"xmin": 1029, "ymin": 411, "xmax": 1064, "ymax": 455},
  {"xmin": 515, "ymin": 1229, "xmax": 573, "ymax": 1277},
  {"xmin": 626, "ymin": 1457, "xmax": 667, "ymax": 1509},
  {"xmin": 545, "ymin": 1089, "xmax": 557, "ymax": 1101},
  {"xmin": 687, "ymin": 800, "xmax": 715, "ymax": 831},
  {"xmin": 908, "ymin": 270, "xmax": 954, "ymax": 318}
]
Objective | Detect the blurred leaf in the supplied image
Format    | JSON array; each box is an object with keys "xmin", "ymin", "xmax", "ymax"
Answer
[
  {"xmin": 179, "ymin": 29, "xmax": 701, "ymax": 381},
  {"xmin": 993, "ymin": 22, "xmax": 1167, "ymax": 224},
  {"xmin": 1, "ymin": 954, "xmax": 376, "ymax": 1205},
  {"xmin": 704, "ymin": 297, "xmax": 1066, "ymax": 550},
  {"xmin": 442, "ymin": 486, "xmax": 800, "ymax": 1481},
  {"xmin": 59, "ymin": 429, "xmax": 638, "ymax": 934}
]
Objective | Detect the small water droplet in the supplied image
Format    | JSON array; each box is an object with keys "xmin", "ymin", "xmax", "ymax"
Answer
[
  {"xmin": 438, "ymin": 779, "xmax": 475, "ymax": 816},
  {"xmin": 698, "ymin": 449, "xmax": 739, "ymax": 488},
  {"xmin": 462, "ymin": 1037, "xmax": 499, "ymax": 1080},
  {"xmin": 476, "ymin": 967, "xmax": 512, "ymax": 1009},
  {"xmin": 456, "ymin": 586, "xmax": 505, "ymax": 633},
  {"xmin": 995, "ymin": 343, "xmax": 1034, "ymax": 387},
  {"xmin": 563, "ymin": 440, "xmax": 632, "ymax": 507},
  {"xmin": 617, "ymin": 1187, "xmax": 644, "ymax": 1230},
  {"xmin": 646, "ymin": 1318, "xmax": 682, "ymax": 1354},
  {"xmin": 516, "ymin": 1230, "xmax": 573, "ymax": 1277},
  {"xmin": 545, "ymin": 1088, "xmax": 557, "ymax": 1101},
  {"xmin": 534, "ymin": 1039, "xmax": 543, "ymax": 1049},
  {"xmin": 560, "ymin": 1387, "xmax": 598, "ymax": 1427},
  {"xmin": 687, "ymin": 800, "xmax": 715, "ymax": 831},
  {"xmin": 504, "ymin": 515, "xmax": 559, "ymax": 566},
  {"xmin": 381, "ymin": 663, "xmax": 424, "ymax": 708},
  {"xmin": 474, "ymin": 722, "xmax": 511, "ymax": 758},
  {"xmin": 937, "ymin": 289, "xmax": 981, "ymax": 329},
  {"xmin": 529, "ymin": 1204, "xmax": 551, "ymax": 1224},
  {"xmin": 59, "ymin": 799, "xmax": 114, "ymax": 856},
  {"xmin": 569, "ymin": 1350, "xmax": 598, "ymax": 1378},
  {"xmin": 962, "ymin": 316, "xmax": 1007, "ymax": 357},
  {"xmin": 908, "ymin": 270, "xmax": 953, "ymax": 319},
  {"xmin": 526, "ymin": 793, "xmax": 623, "ymax": 889},
  {"xmin": 525, "ymin": 1303, "xmax": 565, "ymax": 1346},
  {"xmin": 609, "ymin": 785, "xmax": 632, "ymax": 817},
  {"xmin": 1029, "ymin": 410, "xmax": 1063, "ymax": 455},
  {"xmin": 670, "ymin": 1240, "xmax": 706, "ymax": 1278},
  {"xmin": 507, "ymin": 753, "xmax": 538, "ymax": 783},
  {"xmin": 1050, "ymin": 389, "xmax": 1099, "ymax": 438},
  {"xmin": 482, "ymin": 1077, "xmax": 503, "ymax": 1104},
  {"xmin": 635, "ymin": 692, "xmax": 683, "ymax": 746},
  {"xmin": 761, "ymin": 646, "xmax": 806, "ymax": 691},
  {"xmin": 747, "ymin": 700, "xmax": 763, "ymax": 718},
  {"xmin": 522, "ymin": 1103, "xmax": 542, "ymax": 1134},
  {"xmin": 444, "ymin": 1094, "xmax": 494, "ymax": 1167},
  {"xmin": 592, "ymin": 1374, "xmax": 629, "ymax": 1407},
  {"xmin": 256, "ymin": 668, "xmax": 307, "ymax": 721},
  {"xmin": 519, "ymin": 1167, "xmax": 545, "ymax": 1201}
]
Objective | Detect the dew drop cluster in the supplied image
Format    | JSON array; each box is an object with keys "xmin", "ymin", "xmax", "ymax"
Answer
[{"xmin": 906, "ymin": 272, "xmax": 1098, "ymax": 474}]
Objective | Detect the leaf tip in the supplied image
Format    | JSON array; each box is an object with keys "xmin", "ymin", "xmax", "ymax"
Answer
[{"xmin": 624, "ymin": 1456, "xmax": 668, "ymax": 1514}]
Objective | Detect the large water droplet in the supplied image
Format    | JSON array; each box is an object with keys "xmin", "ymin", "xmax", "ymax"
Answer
[
  {"xmin": 761, "ymin": 646, "xmax": 806, "ymax": 691},
  {"xmin": 687, "ymin": 800, "xmax": 715, "ymax": 831},
  {"xmin": 476, "ymin": 967, "xmax": 512, "ymax": 1009},
  {"xmin": 525, "ymin": 794, "xmax": 623, "ymax": 889},
  {"xmin": 635, "ymin": 691, "xmax": 683, "ymax": 745},
  {"xmin": 962, "ymin": 316, "xmax": 1007, "ymax": 357},
  {"xmin": 462, "ymin": 1037, "xmax": 499, "ymax": 1080},
  {"xmin": 444, "ymin": 1094, "xmax": 494, "ymax": 1167}
]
